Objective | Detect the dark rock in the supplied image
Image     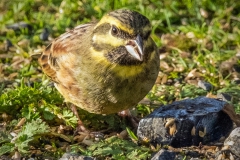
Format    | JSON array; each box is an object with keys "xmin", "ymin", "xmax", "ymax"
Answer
[
  {"xmin": 151, "ymin": 149, "xmax": 176, "ymax": 160},
  {"xmin": 6, "ymin": 22, "xmax": 32, "ymax": 32},
  {"xmin": 174, "ymin": 155, "xmax": 185, "ymax": 160},
  {"xmin": 224, "ymin": 127, "xmax": 240, "ymax": 158},
  {"xmin": 198, "ymin": 80, "xmax": 212, "ymax": 91},
  {"xmin": 233, "ymin": 79, "xmax": 240, "ymax": 84},
  {"xmin": 137, "ymin": 97, "xmax": 234, "ymax": 148},
  {"xmin": 233, "ymin": 64, "xmax": 240, "ymax": 73},
  {"xmin": 40, "ymin": 28, "xmax": 49, "ymax": 41}
]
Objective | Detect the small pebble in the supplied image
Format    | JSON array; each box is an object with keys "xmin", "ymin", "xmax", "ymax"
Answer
[
  {"xmin": 198, "ymin": 80, "xmax": 212, "ymax": 91},
  {"xmin": 151, "ymin": 149, "xmax": 176, "ymax": 160},
  {"xmin": 5, "ymin": 39, "xmax": 13, "ymax": 51},
  {"xmin": 217, "ymin": 93, "xmax": 232, "ymax": 102},
  {"xmin": 40, "ymin": 28, "xmax": 49, "ymax": 41},
  {"xmin": 224, "ymin": 127, "xmax": 240, "ymax": 158},
  {"xmin": 6, "ymin": 22, "xmax": 32, "ymax": 31}
]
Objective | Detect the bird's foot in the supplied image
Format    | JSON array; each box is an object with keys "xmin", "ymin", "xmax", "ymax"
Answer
[{"xmin": 118, "ymin": 109, "xmax": 139, "ymax": 129}]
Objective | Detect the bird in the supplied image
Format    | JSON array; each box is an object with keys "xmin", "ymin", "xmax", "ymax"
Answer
[{"xmin": 38, "ymin": 9, "xmax": 159, "ymax": 131}]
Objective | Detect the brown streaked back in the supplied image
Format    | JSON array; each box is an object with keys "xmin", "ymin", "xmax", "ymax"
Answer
[{"xmin": 38, "ymin": 23, "xmax": 95, "ymax": 83}]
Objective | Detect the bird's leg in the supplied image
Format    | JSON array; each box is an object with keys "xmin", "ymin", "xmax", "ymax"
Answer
[
  {"xmin": 70, "ymin": 104, "xmax": 89, "ymax": 134},
  {"xmin": 118, "ymin": 109, "xmax": 139, "ymax": 129},
  {"xmin": 70, "ymin": 104, "xmax": 105, "ymax": 139}
]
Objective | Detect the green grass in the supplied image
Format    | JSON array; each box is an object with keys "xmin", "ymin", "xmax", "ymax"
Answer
[{"xmin": 0, "ymin": 0, "xmax": 240, "ymax": 159}]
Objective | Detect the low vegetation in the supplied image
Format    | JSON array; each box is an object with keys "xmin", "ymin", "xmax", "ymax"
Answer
[{"xmin": 0, "ymin": 0, "xmax": 239, "ymax": 159}]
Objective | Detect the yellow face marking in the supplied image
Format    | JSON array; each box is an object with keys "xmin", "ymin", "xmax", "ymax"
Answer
[
  {"xmin": 92, "ymin": 33, "xmax": 126, "ymax": 47},
  {"xmin": 111, "ymin": 64, "xmax": 146, "ymax": 78},
  {"xmin": 95, "ymin": 15, "xmax": 134, "ymax": 35},
  {"xmin": 89, "ymin": 36, "xmax": 156, "ymax": 78},
  {"xmin": 90, "ymin": 47, "xmax": 146, "ymax": 78}
]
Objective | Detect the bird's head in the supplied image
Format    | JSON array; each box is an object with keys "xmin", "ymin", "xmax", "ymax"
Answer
[{"xmin": 91, "ymin": 9, "xmax": 153, "ymax": 65}]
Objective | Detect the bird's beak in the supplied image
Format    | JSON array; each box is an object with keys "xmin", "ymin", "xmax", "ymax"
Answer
[{"xmin": 125, "ymin": 34, "xmax": 144, "ymax": 61}]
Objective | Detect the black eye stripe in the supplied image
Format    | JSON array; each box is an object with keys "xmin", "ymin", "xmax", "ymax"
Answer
[
  {"xmin": 111, "ymin": 25, "xmax": 133, "ymax": 39},
  {"xmin": 94, "ymin": 22, "xmax": 144, "ymax": 40}
]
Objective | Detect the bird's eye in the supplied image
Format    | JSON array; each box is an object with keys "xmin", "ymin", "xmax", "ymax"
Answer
[{"xmin": 111, "ymin": 25, "xmax": 119, "ymax": 35}]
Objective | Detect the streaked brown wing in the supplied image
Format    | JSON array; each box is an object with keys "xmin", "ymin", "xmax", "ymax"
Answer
[{"xmin": 38, "ymin": 23, "xmax": 95, "ymax": 83}]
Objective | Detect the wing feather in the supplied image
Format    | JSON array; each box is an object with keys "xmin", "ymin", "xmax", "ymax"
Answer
[{"xmin": 38, "ymin": 23, "xmax": 95, "ymax": 83}]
